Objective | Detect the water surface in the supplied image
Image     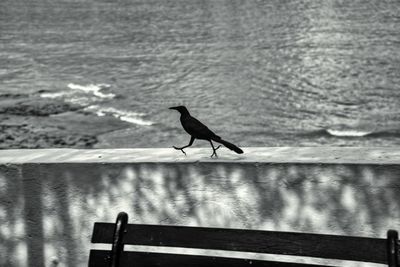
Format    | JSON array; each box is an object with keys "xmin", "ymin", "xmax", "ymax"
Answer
[{"xmin": 1, "ymin": 0, "xmax": 400, "ymax": 147}]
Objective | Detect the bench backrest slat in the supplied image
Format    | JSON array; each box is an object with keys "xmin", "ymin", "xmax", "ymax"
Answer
[
  {"xmin": 91, "ymin": 223, "xmax": 387, "ymax": 264},
  {"xmin": 89, "ymin": 250, "xmax": 338, "ymax": 267}
]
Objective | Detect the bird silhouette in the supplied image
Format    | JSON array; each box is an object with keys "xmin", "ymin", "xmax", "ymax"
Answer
[{"xmin": 169, "ymin": 106, "xmax": 243, "ymax": 157}]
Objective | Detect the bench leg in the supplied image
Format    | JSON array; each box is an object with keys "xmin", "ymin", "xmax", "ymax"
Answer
[
  {"xmin": 110, "ymin": 212, "xmax": 128, "ymax": 267},
  {"xmin": 387, "ymin": 230, "xmax": 399, "ymax": 267}
]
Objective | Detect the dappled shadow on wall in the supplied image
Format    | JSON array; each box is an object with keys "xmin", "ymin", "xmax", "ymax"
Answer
[
  {"xmin": 0, "ymin": 165, "xmax": 26, "ymax": 266},
  {"xmin": 1, "ymin": 163, "xmax": 400, "ymax": 266}
]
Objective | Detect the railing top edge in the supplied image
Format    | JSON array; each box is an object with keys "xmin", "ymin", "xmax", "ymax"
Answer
[{"xmin": 0, "ymin": 147, "xmax": 400, "ymax": 164}]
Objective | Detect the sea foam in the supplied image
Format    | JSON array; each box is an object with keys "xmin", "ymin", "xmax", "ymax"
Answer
[
  {"xmin": 40, "ymin": 91, "xmax": 72, "ymax": 99},
  {"xmin": 67, "ymin": 83, "xmax": 115, "ymax": 99},
  {"xmin": 40, "ymin": 83, "xmax": 153, "ymax": 126},
  {"xmin": 326, "ymin": 129, "xmax": 373, "ymax": 137},
  {"xmin": 84, "ymin": 105, "xmax": 153, "ymax": 126}
]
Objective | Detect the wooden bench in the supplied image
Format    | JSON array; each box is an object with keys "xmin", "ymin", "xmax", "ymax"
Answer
[{"xmin": 89, "ymin": 212, "xmax": 399, "ymax": 267}]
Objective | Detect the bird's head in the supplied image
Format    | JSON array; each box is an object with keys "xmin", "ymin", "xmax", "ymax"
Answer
[{"xmin": 169, "ymin": 105, "xmax": 190, "ymax": 115}]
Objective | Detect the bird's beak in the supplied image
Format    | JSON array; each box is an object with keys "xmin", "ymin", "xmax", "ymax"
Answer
[{"xmin": 169, "ymin": 106, "xmax": 178, "ymax": 110}]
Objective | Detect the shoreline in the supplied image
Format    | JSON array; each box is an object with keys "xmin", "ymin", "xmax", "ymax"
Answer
[{"xmin": 0, "ymin": 92, "xmax": 130, "ymax": 149}]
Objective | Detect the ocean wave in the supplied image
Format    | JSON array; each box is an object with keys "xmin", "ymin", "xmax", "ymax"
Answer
[
  {"xmin": 40, "ymin": 91, "xmax": 72, "ymax": 99},
  {"xmin": 67, "ymin": 83, "xmax": 115, "ymax": 99},
  {"xmin": 39, "ymin": 84, "xmax": 153, "ymax": 126},
  {"xmin": 41, "ymin": 83, "xmax": 116, "ymax": 104},
  {"xmin": 84, "ymin": 105, "xmax": 153, "ymax": 126},
  {"xmin": 40, "ymin": 90, "xmax": 96, "ymax": 106},
  {"xmin": 300, "ymin": 128, "xmax": 400, "ymax": 138},
  {"xmin": 326, "ymin": 129, "xmax": 373, "ymax": 137}
]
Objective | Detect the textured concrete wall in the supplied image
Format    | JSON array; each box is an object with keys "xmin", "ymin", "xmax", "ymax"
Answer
[{"xmin": 1, "ymin": 148, "xmax": 400, "ymax": 267}]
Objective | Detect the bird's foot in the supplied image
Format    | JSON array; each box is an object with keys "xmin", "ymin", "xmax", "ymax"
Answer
[
  {"xmin": 173, "ymin": 146, "xmax": 187, "ymax": 156},
  {"xmin": 210, "ymin": 145, "xmax": 222, "ymax": 158}
]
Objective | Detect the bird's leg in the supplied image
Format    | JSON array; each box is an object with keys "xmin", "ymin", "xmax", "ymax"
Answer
[
  {"xmin": 173, "ymin": 136, "xmax": 195, "ymax": 156},
  {"xmin": 209, "ymin": 140, "xmax": 221, "ymax": 158}
]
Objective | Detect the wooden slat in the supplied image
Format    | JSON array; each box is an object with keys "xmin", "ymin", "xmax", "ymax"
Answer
[
  {"xmin": 89, "ymin": 250, "xmax": 337, "ymax": 267},
  {"xmin": 91, "ymin": 223, "xmax": 387, "ymax": 264}
]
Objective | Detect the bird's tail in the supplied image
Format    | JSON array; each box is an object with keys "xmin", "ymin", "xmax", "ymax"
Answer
[{"xmin": 214, "ymin": 138, "xmax": 243, "ymax": 154}]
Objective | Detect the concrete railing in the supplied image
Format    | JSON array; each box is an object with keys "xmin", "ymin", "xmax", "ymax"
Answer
[{"xmin": 1, "ymin": 148, "xmax": 400, "ymax": 267}]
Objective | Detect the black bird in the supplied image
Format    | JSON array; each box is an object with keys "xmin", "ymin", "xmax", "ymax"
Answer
[{"xmin": 169, "ymin": 106, "xmax": 243, "ymax": 157}]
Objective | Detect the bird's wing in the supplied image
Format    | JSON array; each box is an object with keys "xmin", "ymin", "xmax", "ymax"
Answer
[{"xmin": 182, "ymin": 116, "xmax": 220, "ymax": 140}]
